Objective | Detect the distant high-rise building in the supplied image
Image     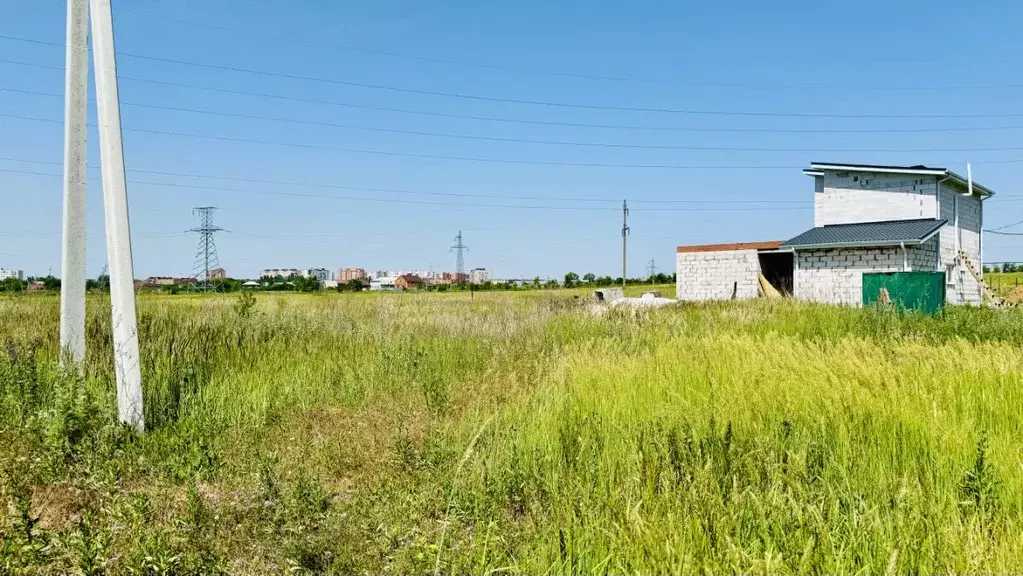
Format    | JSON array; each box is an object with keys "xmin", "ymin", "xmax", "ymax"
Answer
[
  {"xmin": 208, "ymin": 267, "xmax": 226, "ymax": 280},
  {"xmin": 301, "ymin": 268, "xmax": 331, "ymax": 282},
  {"xmin": 470, "ymin": 268, "xmax": 488, "ymax": 284},
  {"xmin": 0, "ymin": 268, "xmax": 25, "ymax": 281},
  {"xmin": 337, "ymin": 268, "xmax": 367, "ymax": 282}
]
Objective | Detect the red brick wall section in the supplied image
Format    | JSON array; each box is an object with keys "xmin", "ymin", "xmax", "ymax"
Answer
[{"xmin": 676, "ymin": 241, "xmax": 784, "ymax": 253}]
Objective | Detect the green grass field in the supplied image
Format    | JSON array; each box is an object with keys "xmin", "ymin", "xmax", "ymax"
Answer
[{"xmin": 3, "ymin": 289, "xmax": 1023, "ymax": 574}]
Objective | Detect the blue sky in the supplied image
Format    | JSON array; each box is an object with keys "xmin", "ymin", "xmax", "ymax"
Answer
[{"xmin": 2, "ymin": 0, "xmax": 1023, "ymax": 279}]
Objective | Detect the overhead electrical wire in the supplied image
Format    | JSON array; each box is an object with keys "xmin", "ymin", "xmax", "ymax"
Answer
[
  {"xmin": 7, "ymin": 113, "xmax": 1023, "ymax": 172},
  {"xmin": 8, "ymin": 86, "xmax": 1023, "ymax": 153},
  {"xmin": 109, "ymin": 6, "xmax": 1023, "ymax": 91},
  {"xmin": 6, "ymin": 58, "xmax": 1023, "ymax": 135},
  {"xmin": 0, "ymin": 167, "xmax": 812, "ymax": 212},
  {"xmin": 0, "ymin": 157, "xmax": 806, "ymax": 205},
  {"xmin": 5, "ymin": 33, "xmax": 1023, "ymax": 119}
]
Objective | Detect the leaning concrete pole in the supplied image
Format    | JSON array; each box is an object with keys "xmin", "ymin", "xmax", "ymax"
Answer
[
  {"xmin": 59, "ymin": 0, "xmax": 89, "ymax": 368},
  {"xmin": 89, "ymin": 0, "xmax": 144, "ymax": 430}
]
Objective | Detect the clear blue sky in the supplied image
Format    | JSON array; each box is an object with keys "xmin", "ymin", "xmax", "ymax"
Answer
[{"xmin": 2, "ymin": 0, "xmax": 1023, "ymax": 279}]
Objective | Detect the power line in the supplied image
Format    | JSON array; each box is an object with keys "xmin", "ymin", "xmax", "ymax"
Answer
[
  {"xmin": 0, "ymin": 156, "xmax": 810, "ymax": 205},
  {"xmin": 0, "ymin": 166, "xmax": 816, "ymax": 211},
  {"xmin": 7, "ymin": 58, "xmax": 1023, "ymax": 135},
  {"xmin": 0, "ymin": 112, "xmax": 815, "ymax": 169},
  {"xmin": 985, "ymin": 219, "xmax": 1023, "ymax": 232},
  {"xmin": 10, "ymin": 11, "xmax": 1023, "ymax": 91},
  {"xmin": 10, "ymin": 112, "xmax": 1023, "ymax": 171},
  {"xmin": 1, "ymin": 155, "xmax": 810, "ymax": 205},
  {"xmin": 106, "ymin": 6, "xmax": 1023, "ymax": 91},
  {"xmin": 12, "ymin": 86, "xmax": 1023, "ymax": 151},
  {"xmin": 5, "ymin": 34, "xmax": 1023, "ymax": 119}
]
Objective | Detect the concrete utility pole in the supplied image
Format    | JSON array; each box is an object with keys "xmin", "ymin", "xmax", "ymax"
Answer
[
  {"xmin": 89, "ymin": 0, "xmax": 145, "ymax": 430},
  {"xmin": 59, "ymin": 0, "xmax": 89, "ymax": 368},
  {"xmin": 621, "ymin": 200, "xmax": 630, "ymax": 290}
]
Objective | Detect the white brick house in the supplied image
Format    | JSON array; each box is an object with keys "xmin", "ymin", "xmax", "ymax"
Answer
[{"xmin": 676, "ymin": 162, "xmax": 994, "ymax": 306}]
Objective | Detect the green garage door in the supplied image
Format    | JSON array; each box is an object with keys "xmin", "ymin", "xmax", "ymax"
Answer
[{"xmin": 862, "ymin": 272, "xmax": 945, "ymax": 314}]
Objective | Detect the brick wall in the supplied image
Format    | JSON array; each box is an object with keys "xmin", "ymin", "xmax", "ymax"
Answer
[
  {"xmin": 814, "ymin": 172, "xmax": 938, "ymax": 227},
  {"xmin": 795, "ymin": 247, "xmax": 904, "ymax": 305},
  {"xmin": 909, "ymin": 237, "xmax": 940, "ymax": 272},
  {"xmin": 938, "ymin": 181, "xmax": 983, "ymax": 305},
  {"xmin": 676, "ymin": 250, "xmax": 761, "ymax": 301}
]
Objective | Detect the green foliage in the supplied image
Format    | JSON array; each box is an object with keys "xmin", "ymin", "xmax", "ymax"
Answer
[
  {"xmin": 0, "ymin": 276, "xmax": 26, "ymax": 292},
  {"xmin": 4, "ymin": 294, "xmax": 1023, "ymax": 572},
  {"xmin": 233, "ymin": 291, "xmax": 256, "ymax": 318}
]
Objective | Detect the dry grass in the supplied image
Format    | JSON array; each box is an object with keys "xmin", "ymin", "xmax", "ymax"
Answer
[{"xmin": 2, "ymin": 290, "xmax": 1023, "ymax": 573}]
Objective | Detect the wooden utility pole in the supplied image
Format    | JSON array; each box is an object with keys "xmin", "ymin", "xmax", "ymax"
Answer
[{"xmin": 621, "ymin": 200, "xmax": 629, "ymax": 290}]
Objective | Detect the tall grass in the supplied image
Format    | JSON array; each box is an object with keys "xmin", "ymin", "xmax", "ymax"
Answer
[{"xmin": 2, "ymin": 290, "xmax": 1023, "ymax": 573}]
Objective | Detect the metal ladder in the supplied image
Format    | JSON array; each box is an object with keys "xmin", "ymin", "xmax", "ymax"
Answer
[{"xmin": 958, "ymin": 250, "xmax": 1007, "ymax": 308}]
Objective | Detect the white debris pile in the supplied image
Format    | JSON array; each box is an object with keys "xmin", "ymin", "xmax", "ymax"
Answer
[
  {"xmin": 589, "ymin": 289, "xmax": 678, "ymax": 313},
  {"xmin": 609, "ymin": 292, "xmax": 678, "ymax": 309}
]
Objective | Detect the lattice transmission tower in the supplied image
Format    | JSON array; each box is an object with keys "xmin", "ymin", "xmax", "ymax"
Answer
[
  {"xmin": 450, "ymin": 231, "xmax": 469, "ymax": 283},
  {"xmin": 188, "ymin": 207, "xmax": 224, "ymax": 292}
]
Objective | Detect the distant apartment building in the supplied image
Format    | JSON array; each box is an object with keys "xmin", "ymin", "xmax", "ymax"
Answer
[
  {"xmin": 302, "ymin": 268, "xmax": 331, "ymax": 282},
  {"xmin": 370, "ymin": 276, "xmax": 398, "ymax": 291},
  {"xmin": 208, "ymin": 267, "xmax": 226, "ymax": 280},
  {"xmin": 337, "ymin": 268, "xmax": 367, "ymax": 282},
  {"xmin": 261, "ymin": 268, "xmax": 301, "ymax": 279},
  {"xmin": 442, "ymin": 271, "xmax": 469, "ymax": 283},
  {"xmin": 0, "ymin": 268, "xmax": 25, "ymax": 281},
  {"xmin": 470, "ymin": 268, "xmax": 488, "ymax": 284}
]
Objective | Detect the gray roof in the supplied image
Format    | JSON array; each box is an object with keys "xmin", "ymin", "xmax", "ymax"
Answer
[{"xmin": 782, "ymin": 218, "xmax": 947, "ymax": 250}]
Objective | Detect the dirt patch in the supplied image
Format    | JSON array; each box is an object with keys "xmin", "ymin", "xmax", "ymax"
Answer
[
  {"xmin": 32, "ymin": 484, "xmax": 80, "ymax": 531},
  {"xmin": 1003, "ymin": 286, "xmax": 1023, "ymax": 303}
]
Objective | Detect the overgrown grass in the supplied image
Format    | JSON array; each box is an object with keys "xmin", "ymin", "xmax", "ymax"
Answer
[{"xmin": 2, "ymin": 290, "xmax": 1023, "ymax": 573}]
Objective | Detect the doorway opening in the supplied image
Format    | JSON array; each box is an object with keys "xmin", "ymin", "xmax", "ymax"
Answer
[{"xmin": 758, "ymin": 251, "xmax": 794, "ymax": 296}]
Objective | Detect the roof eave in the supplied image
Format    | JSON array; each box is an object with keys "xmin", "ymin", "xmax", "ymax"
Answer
[
  {"xmin": 945, "ymin": 171, "xmax": 995, "ymax": 198},
  {"xmin": 808, "ymin": 162, "xmax": 947, "ymax": 176},
  {"xmin": 786, "ymin": 239, "xmax": 926, "ymax": 251},
  {"xmin": 785, "ymin": 225, "xmax": 943, "ymax": 251}
]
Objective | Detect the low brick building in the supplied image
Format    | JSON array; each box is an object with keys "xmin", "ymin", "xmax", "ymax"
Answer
[
  {"xmin": 394, "ymin": 274, "xmax": 425, "ymax": 290},
  {"xmin": 676, "ymin": 242, "xmax": 789, "ymax": 301},
  {"xmin": 676, "ymin": 162, "xmax": 993, "ymax": 306}
]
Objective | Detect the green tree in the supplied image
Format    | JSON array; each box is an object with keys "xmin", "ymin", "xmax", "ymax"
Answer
[
  {"xmin": 582, "ymin": 272, "xmax": 596, "ymax": 284},
  {"xmin": 0, "ymin": 277, "xmax": 26, "ymax": 292},
  {"xmin": 564, "ymin": 272, "xmax": 579, "ymax": 288},
  {"xmin": 293, "ymin": 275, "xmax": 322, "ymax": 292}
]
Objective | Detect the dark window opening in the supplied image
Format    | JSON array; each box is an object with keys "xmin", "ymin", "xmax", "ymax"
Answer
[{"xmin": 758, "ymin": 251, "xmax": 794, "ymax": 296}]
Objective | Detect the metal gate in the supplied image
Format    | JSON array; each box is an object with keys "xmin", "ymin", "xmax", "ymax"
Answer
[{"xmin": 862, "ymin": 272, "xmax": 946, "ymax": 314}]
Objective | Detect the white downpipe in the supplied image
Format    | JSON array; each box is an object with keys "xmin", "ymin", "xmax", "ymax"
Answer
[
  {"xmin": 970, "ymin": 163, "xmax": 982, "ymax": 280},
  {"xmin": 90, "ymin": 0, "xmax": 144, "ymax": 431},
  {"xmin": 792, "ymin": 251, "xmax": 799, "ymax": 299},
  {"xmin": 901, "ymin": 242, "xmax": 908, "ymax": 272},
  {"xmin": 59, "ymin": 0, "xmax": 89, "ymax": 368}
]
